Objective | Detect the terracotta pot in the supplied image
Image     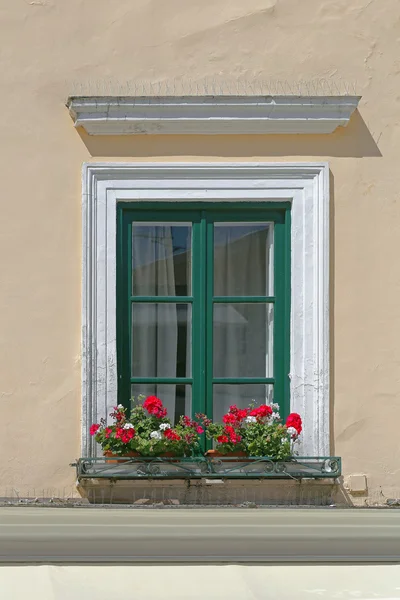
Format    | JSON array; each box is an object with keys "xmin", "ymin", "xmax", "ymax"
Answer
[
  {"xmin": 205, "ymin": 449, "xmax": 249, "ymax": 459},
  {"xmin": 157, "ymin": 451, "xmax": 181, "ymax": 462},
  {"xmin": 103, "ymin": 450, "xmax": 140, "ymax": 464}
]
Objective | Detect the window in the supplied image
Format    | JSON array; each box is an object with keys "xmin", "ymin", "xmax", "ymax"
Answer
[{"xmin": 116, "ymin": 203, "xmax": 291, "ymax": 426}]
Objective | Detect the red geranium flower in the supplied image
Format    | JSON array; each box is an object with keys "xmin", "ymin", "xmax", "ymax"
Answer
[
  {"xmin": 223, "ymin": 425, "xmax": 242, "ymax": 445},
  {"xmin": 223, "ymin": 413, "xmax": 237, "ymax": 425},
  {"xmin": 236, "ymin": 409, "xmax": 248, "ymax": 421},
  {"xmin": 163, "ymin": 428, "xmax": 181, "ymax": 441},
  {"xmin": 143, "ymin": 396, "xmax": 168, "ymax": 419},
  {"xmin": 250, "ymin": 405, "xmax": 273, "ymax": 419},
  {"xmin": 115, "ymin": 427, "xmax": 135, "ymax": 444},
  {"xmin": 286, "ymin": 413, "xmax": 302, "ymax": 434},
  {"xmin": 90, "ymin": 424, "xmax": 100, "ymax": 436},
  {"xmin": 230, "ymin": 433, "xmax": 241, "ymax": 444},
  {"xmin": 217, "ymin": 434, "xmax": 229, "ymax": 444},
  {"xmin": 115, "ymin": 427, "xmax": 124, "ymax": 439}
]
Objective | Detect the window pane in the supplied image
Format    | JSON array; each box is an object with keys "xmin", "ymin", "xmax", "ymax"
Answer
[
  {"xmin": 131, "ymin": 384, "xmax": 192, "ymax": 425},
  {"xmin": 213, "ymin": 384, "xmax": 274, "ymax": 423},
  {"xmin": 132, "ymin": 224, "xmax": 192, "ymax": 296},
  {"xmin": 214, "ymin": 223, "xmax": 273, "ymax": 296},
  {"xmin": 131, "ymin": 303, "xmax": 191, "ymax": 377},
  {"xmin": 213, "ymin": 304, "xmax": 273, "ymax": 377}
]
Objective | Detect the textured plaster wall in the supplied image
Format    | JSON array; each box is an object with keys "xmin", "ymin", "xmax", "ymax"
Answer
[{"xmin": 0, "ymin": 0, "xmax": 399, "ymax": 503}]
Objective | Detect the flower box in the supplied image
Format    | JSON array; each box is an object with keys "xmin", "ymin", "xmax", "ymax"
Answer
[{"xmin": 74, "ymin": 455, "xmax": 342, "ymax": 481}]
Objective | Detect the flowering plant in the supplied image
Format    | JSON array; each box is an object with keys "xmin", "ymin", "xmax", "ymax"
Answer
[
  {"xmin": 205, "ymin": 405, "xmax": 248, "ymax": 454},
  {"xmin": 90, "ymin": 396, "xmax": 204, "ymax": 457},
  {"xmin": 90, "ymin": 405, "xmax": 137, "ymax": 456},
  {"xmin": 205, "ymin": 402, "xmax": 302, "ymax": 459}
]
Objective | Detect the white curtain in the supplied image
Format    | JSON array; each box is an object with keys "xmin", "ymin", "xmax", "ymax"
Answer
[
  {"xmin": 130, "ymin": 223, "xmax": 272, "ymax": 423},
  {"xmin": 131, "ymin": 225, "xmax": 191, "ymax": 422},
  {"xmin": 213, "ymin": 225, "xmax": 273, "ymax": 420}
]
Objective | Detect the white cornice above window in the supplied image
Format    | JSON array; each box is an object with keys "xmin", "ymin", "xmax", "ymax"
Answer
[{"xmin": 67, "ymin": 95, "xmax": 360, "ymax": 135}]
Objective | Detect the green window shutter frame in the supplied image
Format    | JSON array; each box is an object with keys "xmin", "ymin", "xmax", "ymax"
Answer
[{"xmin": 117, "ymin": 202, "xmax": 291, "ymax": 424}]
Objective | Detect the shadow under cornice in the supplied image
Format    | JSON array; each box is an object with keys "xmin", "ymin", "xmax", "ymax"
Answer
[{"xmin": 77, "ymin": 111, "xmax": 381, "ymax": 158}]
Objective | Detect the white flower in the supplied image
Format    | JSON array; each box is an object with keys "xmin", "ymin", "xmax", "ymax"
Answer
[
  {"xmin": 281, "ymin": 438, "xmax": 287, "ymax": 445},
  {"xmin": 117, "ymin": 404, "xmax": 124, "ymax": 409},
  {"xmin": 271, "ymin": 403, "xmax": 280, "ymax": 411},
  {"xmin": 150, "ymin": 430, "xmax": 162, "ymax": 440},
  {"xmin": 245, "ymin": 416, "xmax": 257, "ymax": 424},
  {"xmin": 123, "ymin": 423, "xmax": 134, "ymax": 430},
  {"xmin": 270, "ymin": 412, "xmax": 281, "ymax": 422},
  {"xmin": 287, "ymin": 426, "xmax": 298, "ymax": 438},
  {"xmin": 159, "ymin": 423, "xmax": 171, "ymax": 431}
]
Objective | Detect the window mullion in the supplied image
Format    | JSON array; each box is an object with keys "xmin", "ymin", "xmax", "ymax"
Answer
[
  {"xmin": 191, "ymin": 215, "xmax": 205, "ymax": 420},
  {"xmin": 205, "ymin": 215, "xmax": 214, "ymax": 443}
]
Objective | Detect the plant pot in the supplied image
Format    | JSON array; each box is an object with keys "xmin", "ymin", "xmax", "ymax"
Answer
[
  {"xmin": 157, "ymin": 451, "xmax": 181, "ymax": 462},
  {"xmin": 103, "ymin": 450, "xmax": 140, "ymax": 464},
  {"xmin": 205, "ymin": 449, "xmax": 249, "ymax": 460}
]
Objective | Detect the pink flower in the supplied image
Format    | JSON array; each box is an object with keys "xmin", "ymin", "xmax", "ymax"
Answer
[{"xmin": 196, "ymin": 426, "xmax": 204, "ymax": 434}]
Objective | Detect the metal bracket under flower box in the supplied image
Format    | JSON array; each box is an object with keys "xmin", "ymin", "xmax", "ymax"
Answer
[{"xmin": 74, "ymin": 456, "xmax": 341, "ymax": 481}]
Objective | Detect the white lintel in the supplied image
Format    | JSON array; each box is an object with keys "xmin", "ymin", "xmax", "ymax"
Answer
[{"xmin": 67, "ymin": 95, "xmax": 360, "ymax": 135}]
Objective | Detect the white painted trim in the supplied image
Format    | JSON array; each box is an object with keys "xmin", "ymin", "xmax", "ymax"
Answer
[
  {"xmin": 68, "ymin": 96, "xmax": 360, "ymax": 135},
  {"xmin": 82, "ymin": 162, "xmax": 330, "ymax": 457}
]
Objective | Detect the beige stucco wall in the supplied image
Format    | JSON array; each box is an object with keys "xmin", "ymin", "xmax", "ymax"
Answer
[{"xmin": 0, "ymin": 0, "xmax": 399, "ymax": 504}]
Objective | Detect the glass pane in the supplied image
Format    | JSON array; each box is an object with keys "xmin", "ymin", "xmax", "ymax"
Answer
[
  {"xmin": 214, "ymin": 223, "xmax": 273, "ymax": 296},
  {"xmin": 213, "ymin": 384, "xmax": 274, "ymax": 423},
  {"xmin": 131, "ymin": 304, "xmax": 191, "ymax": 377},
  {"xmin": 213, "ymin": 304, "xmax": 273, "ymax": 377},
  {"xmin": 131, "ymin": 384, "xmax": 192, "ymax": 425},
  {"xmin": 132, "ymin": 224, "xmax": 192, "ymax": 296}
]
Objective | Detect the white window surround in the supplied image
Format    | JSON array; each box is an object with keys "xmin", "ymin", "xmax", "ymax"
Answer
[{"xmin": 82, "ymin": 162, "xmax": 329, "ymax": 457}]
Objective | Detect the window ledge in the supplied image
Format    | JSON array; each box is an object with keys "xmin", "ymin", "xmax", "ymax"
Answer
[
  {"xmin": 67, "ymin": 95, "xmax": 360, "ymax": 135},
  {"xmin": 74, "ymin": 456, "xmax": 342, "ymax": 507}
]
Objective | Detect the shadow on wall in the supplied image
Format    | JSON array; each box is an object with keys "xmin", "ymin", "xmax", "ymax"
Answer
[{"xmin": 77, "ymin": 110, "xmax": 381, "ymax": 158}]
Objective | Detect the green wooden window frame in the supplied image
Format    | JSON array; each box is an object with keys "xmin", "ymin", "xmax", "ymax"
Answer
[{"xmin": 117, "ymin": 202, "xmax": 291, "ymax": 436}]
